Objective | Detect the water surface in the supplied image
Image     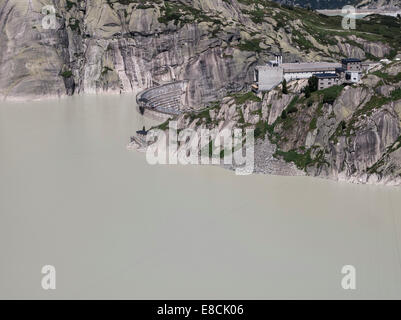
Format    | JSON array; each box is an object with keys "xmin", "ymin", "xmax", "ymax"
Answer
[{"xmin": 1, "ymin": 94, "xmax": 401, "ymax": 299}]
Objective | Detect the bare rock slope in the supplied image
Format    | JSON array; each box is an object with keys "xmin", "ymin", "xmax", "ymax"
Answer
[
  {"xmin": 0, "ymin": 0, "xmax": 399, "ymax": 104},
  {"xmin": 169, "ymin": 61, "xmax": 401, "ymax": 185}
]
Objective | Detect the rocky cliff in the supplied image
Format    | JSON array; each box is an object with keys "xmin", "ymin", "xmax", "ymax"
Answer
[
  {"xmin": 273, "ymin": 0, "xmax": 401, "ymax": 10},
  {"xmin": 357, "ymin": 0, "xmax": 401, "ymax": 9},
  {"xmin": 0, "ymin": 0, "xmax": 399, "ymax": 105},
  {"xmin": 2, "ymin": 0, "xmax": 401, "ymax": 185},
  {"xmin": 167, "ymin": 61, "xmax": 401, "ymax": 185}
]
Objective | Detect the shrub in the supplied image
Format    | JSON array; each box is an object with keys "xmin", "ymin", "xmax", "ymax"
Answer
[
  {"xmin": 321, "ymin": 85, "xmax": 343, "ymax": 105},
  {"xmin": 308, "ymin": 76, "xmax": 318, "ymax": 92},
  {"xmin": 282, "ymin": 78, "xmax": 288, "ymax": 94},
  {"xmin": 305, "ymin": 86, "xmax": 311, "ymax": 98},
  {"xmin": 60, "ymin": 70, "xmax": 73, "ymax": 78},
  {"xmin": 309, "ymin": 117, "xmax": 317, "ymax": 130}
]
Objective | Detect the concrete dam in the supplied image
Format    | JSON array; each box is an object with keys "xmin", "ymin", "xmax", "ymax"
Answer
[{"xmin": 136, "ymin": 81, "xmax": 188, "ymax": 115}]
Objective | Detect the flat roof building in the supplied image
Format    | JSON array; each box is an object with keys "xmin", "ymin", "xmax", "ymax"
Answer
[
  {"xmin": 254, "ymin": 66, "xmax": 283, "ymax": 91},
  {"xmin": 341, "ymin": 58, "xmax": 362, "ymax": 64},
  {"xmin": 282, "ymin": 62, "xmax": 342, "ymax": 73},
  {"xmin": 282, "ymin": 62, "xmax": 342, "ymax": 81},
  {"xmin": 315, "ymin": 73, "xmax": 340, "ymax": 90},
  {"xmin": 254, "ymin": 56, "xmax": 362, "ymax": 92},
  {"xmin": 342, "ymin": 58, "xmax": 362, "ymax": 72}
]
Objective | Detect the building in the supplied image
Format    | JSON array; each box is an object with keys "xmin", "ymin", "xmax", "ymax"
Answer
[
  {"xmin": 282, "ymin": 62, "xmax": 342, "ymax": 81},
  {"xmin": 345, "ymin": 70, "xmax": 361, "ymax": 83},
  {"xmin": 254, "ymin": 56, "xmax": 364, "ymax": 93},
  {"xmin": 268, "ymin": 54, "xmax": 283, "ymax": 67},
  {"xmin": 335, "ymin": 67, "xmax": 346, "ymax": 82},
  {"xmin": 254, "ymin": 65, "xmax": 283, "ymax": 91},
  {"xmin": 254, "ymin": 56, "xmax": 341, "ymax": 92},
  {"xmin": 341, "ymin": 58, "xmax": 362, "ymax": 83},
  {"xmin": 341, "ymin": 58, "xmax": 362, "ymax": 72},
  {"xmin": 316, "ymin": 73, "xmax": 340, "ymax": 90}
]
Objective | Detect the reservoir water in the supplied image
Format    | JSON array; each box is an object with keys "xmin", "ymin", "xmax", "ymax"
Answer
[{"xmin": 1, "ymin": 94, "xmax": 401, "ymax": 299}]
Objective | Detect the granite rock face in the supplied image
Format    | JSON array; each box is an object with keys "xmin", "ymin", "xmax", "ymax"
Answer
[
  {"xmin": 0, "ymin": 0, "xmax": 255, "ymax": 104},
  {"xmin": 273, "ymin": 0, "xmax": 401, "ymax": 10},
  {"xmin": 1, "ymin": 0, "xmax": 398, "ymax": 104},
  {"xmin": 2, "ymin": 0, "xmax": 401, "ymax": 185},
  {"xmin": 0, "ymin": 0, "xmax": 69, "ymax": 99},
  {"xmin": 174, "ymin": 62, "xmax": 401, "ymax": 185}
]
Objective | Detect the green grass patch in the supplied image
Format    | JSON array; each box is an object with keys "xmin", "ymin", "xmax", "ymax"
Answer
[
  {"xmin": 237, "ymin": 39, "xmax": 262, "ymax": 53},
  {"xmin": 60, "ymin": 70, "xmax": 73, "ymax": 78},
  {"xmin": 275, "ymin": 147, "xmax": 328, "ymax": 171},
  {"xmin": 309, "ymin": 117, "xmax": 317, "ymax": 131},
  {"xmin": 232, "ymin": 92, "xmax": 262, "ymax": 105},
  {"xmin": 319, "ymin": 85, "xmax": 344, "ymax": 105}
]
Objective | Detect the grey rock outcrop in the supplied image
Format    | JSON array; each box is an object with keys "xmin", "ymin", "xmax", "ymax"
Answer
[
  {"xmin": 1, "ymin": 0, "xmax": 398, "ymax": 103},
  {"xmin": 2, "ymin": 0, "xmax": 401, "ymax": 185},
  {"xmin": 0, "ymin": 0, "xmax": 69, "ymax": 99},
  {"xmin": 172, "ymin": 61, "xmax": 401, "ymax": 186},
  {"xmin": 0, "ymin": 0, "xmax": 256, "ymax": 103}
]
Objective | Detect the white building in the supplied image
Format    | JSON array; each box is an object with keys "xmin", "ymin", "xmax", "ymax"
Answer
[
  {"xmin": 254, "ymin": 56, "xmax": 342, "ymax": 92},
  {"xmin": 282, "ymin": 62, "xmax": 342, "ymax": 81},
  {"xmin": 345, "ymin": 71, "xmax": 361, "ymax": 83},
  {"xmin": 316, "ymin": 73, "xmax": 340, "ymax": 90},
  {"xmin": 254, "ymin": 54, "xmax": 369, "ymax": 92},
  {"xmin": 254, "ymin": 66, "xmax": 283, "ymax": 91}
]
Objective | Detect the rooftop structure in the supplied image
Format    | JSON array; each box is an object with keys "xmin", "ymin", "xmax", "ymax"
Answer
[
  {"xmin": 315, "ymin": 73, "xmax": 339, "ymax": 79},
  {"xmin": 281, "ymin": 62, "xmax": 341, "ymax": 74},
  {"xmin": 282, "ymin": 62, "xmax": 342, "ymax": 82},
  {"xmin": 341, "ymin": 58, "xmax": 362, "ymax": 64},
  {"xmin": 342, "ymin": 58, "xmax": 362, "ymax": 72},
  {"xmin": 267, "ymin": 54, "xmax": 283, "ymax": 67}
]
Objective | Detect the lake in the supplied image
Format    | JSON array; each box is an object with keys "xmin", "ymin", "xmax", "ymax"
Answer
[{"xmin": 1, "ymin": 94, "xmax": 401, "ymax": 299}]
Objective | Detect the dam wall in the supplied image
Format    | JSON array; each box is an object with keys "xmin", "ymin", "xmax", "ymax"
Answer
[{"xmin": 136, "ymin": 81, "xmax": 188, "ymax": 115}]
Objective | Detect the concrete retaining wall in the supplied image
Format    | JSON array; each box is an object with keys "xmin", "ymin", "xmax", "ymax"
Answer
[{"xmin": 136, "ymin": 81, "xmax": 188, "ymax": 115}]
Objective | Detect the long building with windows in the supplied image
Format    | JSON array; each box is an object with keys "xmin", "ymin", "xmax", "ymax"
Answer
[
  {"xmin": 316, "ymin": 73, "xmax": 340, "ymax": 90},
  {"xmin": 253, "ymin": 56, "xmax": 363, "ymax": 92},
  {"xmin": 282, "ymin": 62, "xmax": 342, "ymax": 81}
]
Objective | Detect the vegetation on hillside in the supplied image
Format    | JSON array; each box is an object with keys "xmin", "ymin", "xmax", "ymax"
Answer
[{"xmin": 92, "ymin": 0, "xmax": 401, "ymax": 61}]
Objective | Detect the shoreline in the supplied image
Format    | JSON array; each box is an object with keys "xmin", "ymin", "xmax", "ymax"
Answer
[
  {"xmin": 0, "ymin": 88, "xmax": 139, "ymax": 103},
  {"xmin": 127, "ymin": 129, "xmax": 401, "ymax": 188},
  {"xmin": 3, "ymin": 91, "xmax": 400, "ymax": 188}
]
